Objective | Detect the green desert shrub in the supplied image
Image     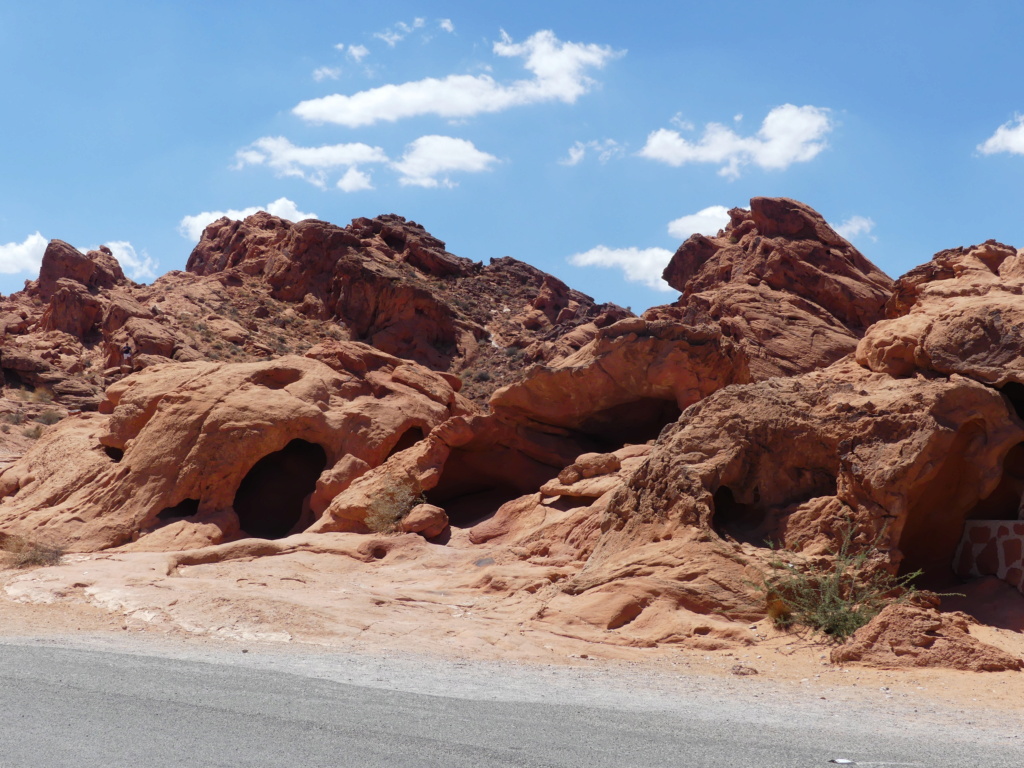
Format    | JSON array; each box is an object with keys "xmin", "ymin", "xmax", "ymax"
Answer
[{"xmin": 754, "ymin": 528, "xmax": 924, "ymax": 642}]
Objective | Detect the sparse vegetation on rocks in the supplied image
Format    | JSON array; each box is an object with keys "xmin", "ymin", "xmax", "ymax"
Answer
[
  {"xmin": 1, "ymin": 536, "xmax": 64, "ymax": 569},
  {"xmin": 755, "ymin": 529, "xmax": 924, "ymax": 642},
  {"xmin": 364, "ymin": 486, "xmax": 427, "ymax": 534}
]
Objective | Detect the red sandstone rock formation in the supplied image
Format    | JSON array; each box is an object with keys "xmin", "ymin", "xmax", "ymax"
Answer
[
  {"xmin": 0, "ymin": 342, "xmax": 474, "ymax": 551},
  {"xmin": 2, "ymin": 200, "xmax": 1023, "ymax": 670},
  {"xmin": 550, "ymin": 357, "xmax": 1022, "ymax": 633},
  {"xmin": 0, "ymin": 214, "xmax": 627, "ymax": 422},
  {"xmin": 858, "ymin": 239, "xmax": 1024, "ymax": 387},
  {"xmin": 653, "ymin": 197, "xmax": 894, "ymax": 380}
]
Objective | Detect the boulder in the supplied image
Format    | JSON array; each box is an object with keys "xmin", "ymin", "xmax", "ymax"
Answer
[
  {"xmin": 34, "ymin": 240, "xmax": 125, "ymax": 300},
  {"xmin": 831, "ymin": 604, "xmax": 1023, "ymax": 671}
]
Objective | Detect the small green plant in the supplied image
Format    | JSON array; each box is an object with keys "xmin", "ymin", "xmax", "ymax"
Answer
[
  {"xmin": 1, "ymin": 536, "xmax": 64, "ymax": 569},
  {"xmin": 754, "ymin": 527, "xmax": 924, "ymax": 642},
  {"xmin": 34, "ymin": 410, "xmax": 62, "ymax": 425},
  {"xmin": 364, "ymin": 485, "xmax": 426, "ymax": 534},
  {"xmin": 21, "ymin": 425, "xmax": 43, "ymax": 439},
  {"xmin": 2, "ymin": 412, "xmax": 25, "ymax": 425}
]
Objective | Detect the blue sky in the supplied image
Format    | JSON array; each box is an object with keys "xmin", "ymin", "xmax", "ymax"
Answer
[{"xmin": 2, "ymin": 1, "xmax": 1023, "ymax": 312}]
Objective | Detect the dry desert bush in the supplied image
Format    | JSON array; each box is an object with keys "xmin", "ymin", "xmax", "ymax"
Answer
[{"xmin": 1, "ymin": 536, "xmax": 64, "ymax": 569}]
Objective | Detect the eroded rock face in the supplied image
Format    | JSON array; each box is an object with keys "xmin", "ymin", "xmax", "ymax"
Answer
[
  {"xmin": 490, "ymin": 317, "xmax": 750, "ymax": 446},
  {"xmin": 556, "ymin": 358, "xmax": 1023, "ymax": 630},
  {"xmin": 184, "ymin": 212, "xmax": 628, "ymax": 398},
  {"xmin": 655, "ymin": 197, "xmax": 894, "ymax": 379},
  {"xmin": 33, "ymin": 240, "xmax": 126, "ymax": 301},
  {"xmin": 0, "ymin": 214, "xmax": 629, "ymax": 425},
  {"xmin": 858, "ymin": 240, "xmax": 1024, "ymax": 386},
  {"xmin": 5, "ymin": 200, "xmax": 1024, "ymax": 670},
  {"xmin": 0, "ymin": 342, "xmax": 475, "ymax": 551}
]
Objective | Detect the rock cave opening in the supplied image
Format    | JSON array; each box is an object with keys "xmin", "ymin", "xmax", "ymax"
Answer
[
  {"xmin": 156, "ymin": 498, "xmax": 200, "ymax": 521},
  {"xmin": 233, "ymin": 439, "xmax": 327, "ymax": 540},
  {"xmin": 387, "ymin": 427, "xmax": 425, "ymax": 458},
  {"xmin": 103, "ymin": 446, "xmax": 124, "ymax": 463},
  {"xmin": 1, "ymin": 369, "xmax": 27, "ymax": 389},
  {"xmin": 577, "ymin": 398, "xmax": 682, "ymax": 449},
  {"xmin": 711, "ymin": 486, "xmax": 768, "ymax": 545},
  {"xmin": 897, "ymin": 422, "xmax": 992, "ymax": 589},
  {"xmin": 426, "ymin": 447, "xmax": 557, "ymax": 528},
  {"xmin": 1000, "ymin": 382, "xmax": 1024, "ymax": 421}
]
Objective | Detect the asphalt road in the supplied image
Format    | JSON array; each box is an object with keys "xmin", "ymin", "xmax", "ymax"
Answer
[{"xmin": 0, "ymin": 641, "xmax": 1020, "ymax": 767}]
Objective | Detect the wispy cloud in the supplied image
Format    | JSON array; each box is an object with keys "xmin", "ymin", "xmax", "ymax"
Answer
[
  {"xmin": 439, "ymin": 19, "xmax": 454, "ymax": 33},
  {"xmin": 313, "ymin": 66, "xmax": 341, "ymax": 82},
  {"xmin": 568, "ymin": 245, "xmax": 675, "ymax": 291},
  {"xmin": 391, "ymin": 135, "xmax": 498, "ymax": 188},
  {"xmin": 178, "ymin": 198, "xmax": 317, "ymax": 241},
  {"xmin": 294, "ymin": 29, "xmax": 623, "ymax": 127},
  {"xmin": 559, "ymin": 139, "xmax": 623, "ymax": 166},
  {"xmin": 639, "ymin": 104, "xmax": 833, "ymax": 178},
  {"xmin": 337, "ymin": 167, "xmax": 374, "ymax": 192},
  {"xmin": 374, "ymin": 17, "xmax": 426, "ymax": 47},
  {"xmin": 0, "ymin": 232, "xmax": 47, "ymax": 274},
  {"xmin": 347, "ymin": 44, "xmax": 369, "ymax": 63},
  {"xmin": 978, "ymin": 115, "xmax": 1024, "ymax": 156}
]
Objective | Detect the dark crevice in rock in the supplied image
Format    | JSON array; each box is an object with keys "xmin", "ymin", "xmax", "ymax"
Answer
[{"xmin": 234, "ymin": 439, "xmax": 327, "ymax": 540}]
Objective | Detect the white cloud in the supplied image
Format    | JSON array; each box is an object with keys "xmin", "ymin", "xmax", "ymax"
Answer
[
  {"xmin": 294, "ymin": 29, "xmax": 622, "ymax": 127},
  {"xmin": 313, "ymin": 66, "xmax": 341, "ymax": 82},
  {"xmin": 568, "ymin": 245, "xmax": 675, "ymax": 292},
  {"xmin": 667, "ymin": 205, "xmax": 731, "ymax": 240},
  {"xmin": 234, "ymin": 136, "xmax": 388, "ymax": 188},
  {"xmin": 178, "ymin": 198, "xmax": 318, "ymax": 241},
  {"xmin": 391, "ymin": 135, "xmax": 498, "ymax": 188},
  {"xmin": 834, "ymin": 215, "xmax": 875, "ymax": 241},
  {"xmin": 639, "ymin": 104, "xmax": 833, "ymax": 179},
  {"xmin": 347, "ymin": 44, "xmax": 369, "ymax": 63},
  {"xmin": 337, "ymin": 167, "xmax": 374, "ymax": 192},
  {"xmin": 0, "ymin": 231, "xmax": 47, "ymax": 274},
  {"xmin": 104, "ymin": 241, "xmax": 158, "ymax": 282},
  {"xmin": 978, "ymin": 115, "xmax": 1024, "ymax": 155},
  {"xmin": 559, "ymin": 139, "xmax": 623, "ymax": 166},
  {"xmin": 374, "ymin": 18, "xmax": 426, "ymax": 47},
  {"xmin": 439, "ymin": 19, "xmax": 454, "ymax": 33}
]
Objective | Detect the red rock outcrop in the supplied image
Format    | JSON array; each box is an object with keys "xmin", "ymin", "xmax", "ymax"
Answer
[
  {"xmin": 551, "ymin": 357, "xmax": 1023, "ymax": 635},
  {"xmin": 489, "ymin": 317, "xmax": 749, "ymax": 446},
  {"xmin": 0, "ymin": 342, "xmax": 475, "ymax": 551},
  {"xmin": 858, "ymin": 240, "xmax": 1024, "ymax": 386},
  {"xmin": 183, "ymin": 212, "xmax": 629, "ymax": 398},
  {"xmin": 831, "ymin": 603, "xmax": 1023, "ymax": 671},
  {"xmin": 0, "ymin": 214, "xmax": 629, "ymax": 427},
  {"xmin": 653, "ymin": 197, "xmax": 894, "ymax": 380}
]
